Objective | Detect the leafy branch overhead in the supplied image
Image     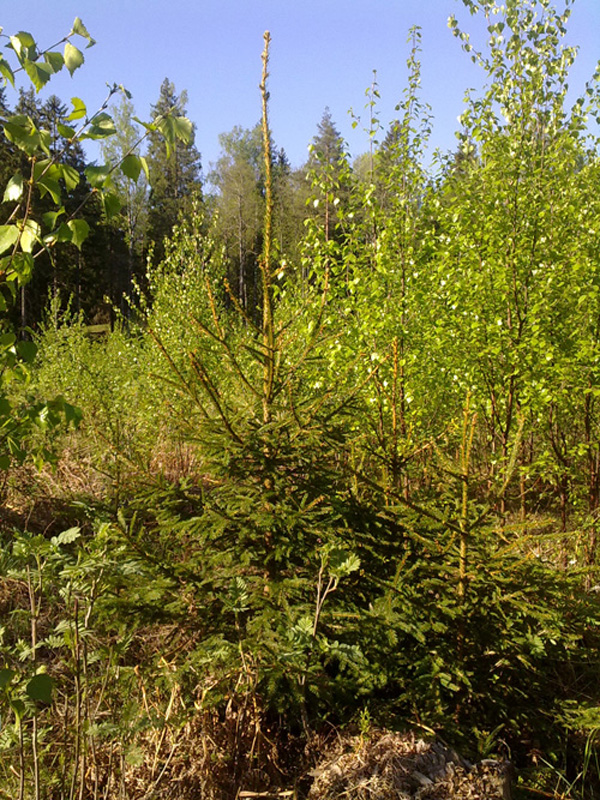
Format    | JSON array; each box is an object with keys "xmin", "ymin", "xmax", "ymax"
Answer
[
  {"xmin": 0, "ymin": 19, "xmax": 194, "ymax": 285},
  {"xmin": 0, "ymin": 17, "xmax": 94, "ymax": 92},
  {"xmin": 0, "ymin": 18, "xmax": 193, "ymax": 474}
]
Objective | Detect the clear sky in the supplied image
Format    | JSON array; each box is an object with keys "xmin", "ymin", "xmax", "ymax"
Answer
[{"xmin": 1, "ymin": 0, "xmax": 599, "ymax": 173}]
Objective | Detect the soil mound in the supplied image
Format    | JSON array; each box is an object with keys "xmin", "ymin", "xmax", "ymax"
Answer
[{"xmin": 307, "ymin": 730, "xmax": 512, "ymax": 800}]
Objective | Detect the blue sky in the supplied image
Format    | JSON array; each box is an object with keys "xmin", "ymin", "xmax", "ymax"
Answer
[{"xmin": 1, "ymin": 0, "xmax": 599, "ymax": 172}]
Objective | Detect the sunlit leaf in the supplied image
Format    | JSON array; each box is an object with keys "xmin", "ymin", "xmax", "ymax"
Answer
[
  {"xmin": 55, "ymin": 223, "xmax": 73, "ymax": 244},
  {"xmin": 4, "ymin": 117, "xmax": 49, "ymax": 156},
  {"xmin": 67, "ymin": 97, "xmax": 86, "ymax": 121},
  {"xmin": 56, "ymin": 163, "xmax": 80, "ymax": 191},
  {"xmin": 51, "ymin": 526, "xmax": 81, "ymax": 547},
  {"xmin": 42, "ymin": 209, "xmax": 65, "ymax": 230},
  {"xmin": 37, "ymin": 176, "xmax": 61, "ymax": 204},
  {"xmin": 0, "ymin": 225, "xmax": 19, "ymax": 255},
  {"xmin": 84, "ymin": 164, "xmax": 110, "ymax": 188},
  {"xmin": 156, "ymin": 114, "xmax": 193, "ymax": 156},
  {"xmin": 173, "ymin": 116, "xmax": 193, "ymax": 144},
  {"xmin": 44, "ymin": 50, "xmax": 64, "ymax": 73},
  {"xmin": 83, "ymin": 113, "xmax": 116, "ymax": 140},
  {"xmin": 57, "ymin": 123, "xmax": 76, "ymax": 140},
  {"xmin": 10, "ymin": 252, "xmax": 34, "ymax": 283},
  {"xmin": 0, "ymin": 57, "xmax": 15, "ymax": 87},
  {"xmin": 133, "ymin": 116, "xmax": 156, "ymax": 133},
  {"xmin": 120, "ymin": 154, "xmax": 142, "ymax": 182},
  {"xmin": 3, "ymin": 173, "xmax": 23, "ymax": 203},
  {"xmin": 102, "ymin": 192, "xmax": 122, "ymax": 220},
  {"xmin": 64, "ymin": 42, "xmax": 84, "ymax": 76},
  {"xmin": 328, "ymin": 548, "xmax": 361, "ymax": 577},
  {"xmin": 9, "ymin": 32, "xmax": 37, "ymax": 63},
  {"xmin": 71, "ymin": 17, "xmax": 95, "ymax": 47},
  {"xmin": 139, "ymin": 155, "xmax": 150, "ymax": 181},
  {"xmin": 24, "ymin": 54, "xmax": 53, "ymax": 91},
  {"xmin": 33, "ymin": 159, "xmax": 51, "ymax": 181},
  {"xmin": 20, "ymin": 220, "xmax": 40, "ymax": 253},
  {"xmin": 67, "ymin": 219, "xmax": 90, "ymax": 249}
]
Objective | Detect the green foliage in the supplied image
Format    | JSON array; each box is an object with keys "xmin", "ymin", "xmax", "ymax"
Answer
[
  {"xmin": 365, "ymin": 513, "xmax": 599, "ymax": 740},
  {"xmin": 0, "ymin": 329, "xmax": 81, "ymax": 476},
  {"xmin": 33, "ymin": 304, "xmax": 160, "ymax": 503},
  {"xmin": 4, "ymin": 3, "xmax": 600, "ymax": 797}
]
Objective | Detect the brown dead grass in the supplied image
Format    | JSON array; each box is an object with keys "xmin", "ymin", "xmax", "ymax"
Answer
[{"xmin": 307, "ymin": 729, "xmax": 513, "ymax": 800}]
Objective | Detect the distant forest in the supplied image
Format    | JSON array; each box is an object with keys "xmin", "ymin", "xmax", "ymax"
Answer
[{"xmin": 0, "ymin": 75, "xmax": 355, "ymax": 333}]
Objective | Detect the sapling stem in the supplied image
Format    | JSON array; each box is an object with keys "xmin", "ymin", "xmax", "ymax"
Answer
[{"xmin": 259, "ymin": 31, "xmax": 275, "ymax": 426}]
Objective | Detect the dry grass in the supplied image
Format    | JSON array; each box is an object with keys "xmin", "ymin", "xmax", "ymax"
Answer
[{"xmin": 307, "ymin": 729, "xmax": 513, "ymax": 800}]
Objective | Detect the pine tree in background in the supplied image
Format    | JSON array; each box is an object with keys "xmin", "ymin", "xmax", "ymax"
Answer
[
  {"xmin": 146, "ymin": 78, "xmax": 202, "ymax": 264},
  {"xmin": 306, "ymin": 107, "xmax": 351, "ymax": 242},
  {"xmin": 14, "ymin": 87, "xmax": 40, "ymax": 121},
  {"xmin": 309, "ymin": 107, "xmax": 346, "ymax": 170},
  {"xmin": 40, "ymin": 95, "xmax": 69, "ymax": 156}
]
